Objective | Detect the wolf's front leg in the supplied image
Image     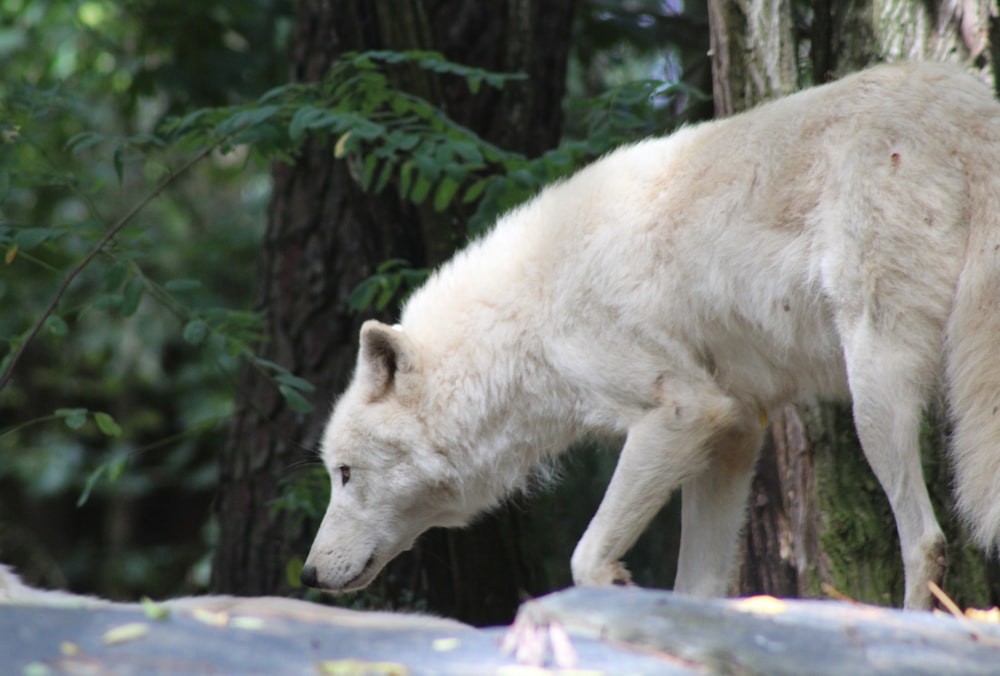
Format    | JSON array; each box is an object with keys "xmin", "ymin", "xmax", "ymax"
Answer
[
  {"xmin": 571, "ymin": 387, "xmax": 756, "ymax": 588},
  {"xmin": 674, "ymin": 423, "xmax": 762, "ymax": 597}
]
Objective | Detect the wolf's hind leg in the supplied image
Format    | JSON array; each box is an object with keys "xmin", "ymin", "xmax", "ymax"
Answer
[
  {"xmin": 844, "ymin": 329, "xmax": 946, "ymax": 610},
  {"xmin": 571, "ymin": 379, "xmax": 758, "ymax": 588}
]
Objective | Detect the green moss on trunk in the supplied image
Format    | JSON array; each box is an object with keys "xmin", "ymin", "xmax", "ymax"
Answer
[{"xmin": 806, "ymin": 403, "xmax": 996, "ymax": 608}]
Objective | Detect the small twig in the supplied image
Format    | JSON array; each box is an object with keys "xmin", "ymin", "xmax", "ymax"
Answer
[
  {"xmin": 927, "ymin": 580, "xmax": 1000, "ymax": 647},
  {"xmin": 0, "ymin": 145, "xmax": 216, "ymax": 392},
  {"xmin": 928, "ymin": 580, "xmax": 964, "ymax": 620},
  {"xmin": 820, "ymin": 582, "xmax": 856, "ymax": 603}
]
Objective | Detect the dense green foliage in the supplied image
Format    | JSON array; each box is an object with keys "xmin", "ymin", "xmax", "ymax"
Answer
[{"xmin": 0, "ymin": 0, "xmax": 288, "ymax": 595}]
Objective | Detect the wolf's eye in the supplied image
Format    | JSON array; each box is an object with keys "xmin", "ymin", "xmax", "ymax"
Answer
[{"xmin": 338, "ymin": 465, "xmax": 351, "ymax": 486}]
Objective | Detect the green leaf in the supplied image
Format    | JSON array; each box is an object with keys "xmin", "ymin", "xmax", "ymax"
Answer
[
  {"xmin": 350, "ymin": 119, "xmax": 385, "ymax": 141},
  {"xmin": 375, "ymin": 277, "xmax": 399, "ymax": 310},
  {"xmin": 65, "ymin": 131, "xmax": 105, "ymax": 154},
  {"xmin": 107, "ymin": 453, "xmax": 127, "ymax": 480},
  {"xmin": 56, "ymin": 408, "xmax": 88, "ymax": 430},
  {"xmin": 389, "ymin": 131, "xmax": 420, "ymax": 151},
  {"xmin": 94, "ymin": 412, "xmax": 122, "ymax": 437},
  {"xmin": 104, "ymin": 262, "xmax": 129, "ymax": 291},
  {"xmin": 398, "ymin": 161, "xmax": 415, "ymax": 198},
  {"xmin": 400, "ymin": 268, "xmax": 428, "ymax": 286},
  {"xmin": 288, "ymin": 106, "xmax": 320, "ymax": 142},
  {"xmin": 182, "ymin": 319, "xmax": 208, "ymax": 345},
  {"xmin": 251, "ymin": 356, "xmax": 285, "ymax": 373},
  {"xmin": 44, "ymin": 315, "xmax": 68, "ymax": 336},
  {"xmin": 413, "ymin": 152, "xmax": 441, "ymax": 182},
  {"xmin": 375, "ymin": 257, "xmax": 409, "ymax": 273},
  {"xmin": 462, "ymin": 178, "xmax": 488, "ymax": 204},
  {"xmin": 93, "ymin": 293, "xmax": 123, "ymax": 311},
  {"xmin": 373, "ymin": 160, "xmax": 393, "ymax": 194},
  {"xmin": 77, "ymin": 453, "xmax": 127, "ymax": 507},
  {"xmin": 14, "ymin": 228, "xmax": 58, "ymax": 251},
  {"xmin": 279, "ymin": 384, "xmax": 313, "ymax": 413},
  {"xmin": 289, "ymin": 106, "xmax": 340, "ymax": 142},
  {"xmin": 216, "ymin": 105, "xmax": 280, "ymax": 135},
  {"xmin": 544, "ymin": 148, "xmax": 574, "ymax": 169},
  {"xmin": 275, "ymin": 372, "xmax": 316, "ymax": 393},
  {"xmin": 432, "ymin": 176, "xmax": 459, "ymax": 212},
  {"xmin": 410, "ymin": 174, "xmax": 432, "ymax": 205},
  {"xmin": 348, "ymin": 277, "xmax": 380, "ymax": 312},
  {"xmin": 359, "ymin": 154, "xmax": 378, "ymax": 191},
  {"xmin": 167, "ymin": 108, "xmax": 210, "ymax": 135},
  {"xmin": 452, "ymin": 141, "xmax": 484, "ymax": 164},
  {"xmin": 77, "ymin": 464, "xmax": 105, "ymax": 507},
  {"xmin": 121, "ymin": 277, "xmax": 144, "ymax": 317},
  {"xmin": 509, "ymin": 168, "xmax": 535, "ymax": 187}
]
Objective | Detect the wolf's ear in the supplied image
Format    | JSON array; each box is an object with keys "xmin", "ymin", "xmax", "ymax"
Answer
[{"xmin": 357, "ymin": 320, "xmax": 420, "ymax": 400}]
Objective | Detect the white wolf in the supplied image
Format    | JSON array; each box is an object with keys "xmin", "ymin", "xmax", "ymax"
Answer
[{"xmin": 301, "ymin": 62, "xmax": 1000, "ymax": 610}]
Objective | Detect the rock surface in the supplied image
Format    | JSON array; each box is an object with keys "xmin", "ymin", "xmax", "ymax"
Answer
[{"xmin": 4, "ymin": 580, "xmax": 1000, "ymax": 675}]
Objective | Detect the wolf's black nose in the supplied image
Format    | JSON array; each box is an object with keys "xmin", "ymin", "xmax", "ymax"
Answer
[{"xmin": 300, "ymin": 564, "xmax": 318, "ymax": 588}]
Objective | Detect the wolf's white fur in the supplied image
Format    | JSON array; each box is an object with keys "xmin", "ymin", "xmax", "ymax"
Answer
[{"xmin": 302, "ymin": 62, "xmax": 1000, "ymax": 610}]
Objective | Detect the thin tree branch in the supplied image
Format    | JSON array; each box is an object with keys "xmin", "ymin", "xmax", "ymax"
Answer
[{"xmin": 0, "ymin": 145, "xmax": 216, "ymax": 393}]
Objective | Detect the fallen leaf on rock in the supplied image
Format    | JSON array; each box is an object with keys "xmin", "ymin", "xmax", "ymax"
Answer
[
  {"xmin": 430, "ymin": 637, "xmax": 460, "ymax": 652},
  {"xmin": 59, "ymin": 641, "xmax": 81, "ymax": 656},
  {"xmin": 141, "ymin": 596, "xmax": 170, "ymax": 620},
  {"xmin": 316, "ymin": 658, "xmax": 409, "ymax": 675},
  {"xmin": 230, "ymin": 616, "xmax": 266, "ymax": 631},
  {"xmin": 191, "ymin": 608, "xmax": 229, "ymax": 627},
  {"xmin": 22, "ymin": 662, "xmax": 51, "ymax": 676},
  {"xmin": 102, "ymin": 622, "xmax": 150, "ymax": 645}
]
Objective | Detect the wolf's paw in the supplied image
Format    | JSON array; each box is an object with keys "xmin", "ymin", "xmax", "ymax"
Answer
[
  {"xmin": 501, "ymin": 605, "xmax": 578, "ymax": 668},
  {"xmin": 581, "ymin": 560, "xmax": 633, "ymax": 586},
  {"xmin": 608, "ymin": 561, "xmax": 634, "ymax": 587},
  {"xmin": 572, "ymin": 552, "xmax": 635, "ymax": 587}
]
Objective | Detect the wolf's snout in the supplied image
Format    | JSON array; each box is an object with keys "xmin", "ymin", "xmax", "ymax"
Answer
[{"xmin": 300, "ymin": 563, "xmax": 319, "ymax": 589}]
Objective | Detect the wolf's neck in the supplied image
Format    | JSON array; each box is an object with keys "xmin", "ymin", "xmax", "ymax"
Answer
[
  {"xmin": 419, "ymin": 317, "xmax": 577, "ymax": 512},
  {"xmin": 398, "ymin": 195, "xmax": 579, "ymax": 510}
]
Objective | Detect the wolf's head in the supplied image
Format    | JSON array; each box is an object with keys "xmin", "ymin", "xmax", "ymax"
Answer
[{"xmin": 299, "ymin": 320, "xmax": 473, "ymax": 593}]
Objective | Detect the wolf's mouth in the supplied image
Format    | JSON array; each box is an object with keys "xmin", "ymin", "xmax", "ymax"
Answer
[{"xmin": 340, "ymin": 552, "xmax": 377, "ymax": 591}]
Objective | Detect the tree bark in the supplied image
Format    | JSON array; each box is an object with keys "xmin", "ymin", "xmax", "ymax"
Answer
[
  {"xmin": 211, "ymin": 0, "xmax": 575, "ymax": 626},
  {"xmin": 818, "ymin": 0, "xmax": 995, "ymax": 81},
  {"xmin": 707, "ymin": 0, "xmax": 797, "ymax": 116}
]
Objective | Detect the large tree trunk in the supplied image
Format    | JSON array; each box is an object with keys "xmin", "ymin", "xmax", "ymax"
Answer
[
  {"xmin": 211, "ymin": 0, "xmax": 575, "ymax": 626},
  {"xmin": 709, "ymin": 0, "xmax": 1000, "ymax": 607},
  {"xmin": 707, "ymin": 0, "xmax": 797, "ymax": 115}
]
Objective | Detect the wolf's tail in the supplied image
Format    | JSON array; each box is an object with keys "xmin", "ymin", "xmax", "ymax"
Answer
[{"xmin": 945, "ymin": 219, "xmax": 1000, "ymax": 552}]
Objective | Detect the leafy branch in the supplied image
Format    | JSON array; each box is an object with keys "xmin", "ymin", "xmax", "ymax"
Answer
[
  {"xmin": 0, "ymin": 144, "xmax": 215, "ymax": 392},
  {"xmin": 0, "ymin": 48, "xmax": 676, "ymax": 500}
]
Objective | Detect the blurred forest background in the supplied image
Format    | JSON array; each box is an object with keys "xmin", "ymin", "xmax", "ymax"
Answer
[{"xmin": 2, "ymin": 0, "xmax": 999, "ymax": 627}]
